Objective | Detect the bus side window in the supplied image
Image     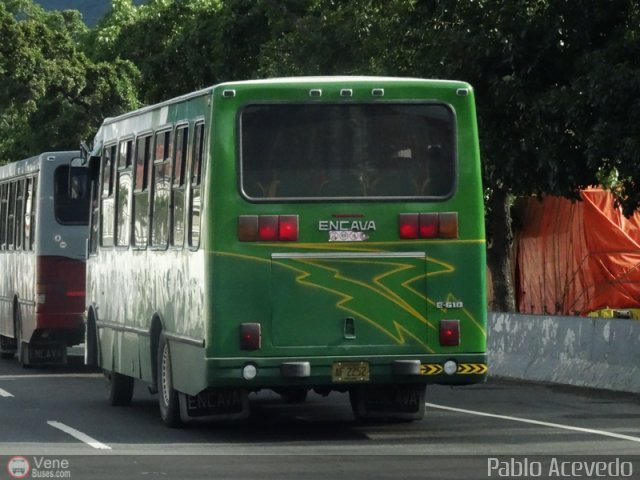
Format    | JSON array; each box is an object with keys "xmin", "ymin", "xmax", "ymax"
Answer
[
  {"xmin": 0, "ymin": 183, "xmax": 7, "ymax": 250},
  {"xmin": 116, "ymin": 139, "xmax": 133, "ymax": 247},
  {"xmin": 133, "ymin": 134, "xmax": 152, "ymax": 248},
  {"xmin": 188, "ymin": 122, "xmax": 204, "ymax": 249},
  {"xmin": 6, "ymin": 182, "xmax": 16, "ymax": 250},
  {"xmin": 30, "ymin": 177, "xmax": 38, "ymax": 251},
  {"xmin": 171, "ymin": 125, "xmax": 188, "ymax": 248},
  {"xmin": 23, "ymin": 178, "xmax": 33, "ymax": 251},
  {"xmin": 151, "ymin": 129, "xmax": 172, "ymax": 249},
  {"xmin": 14, "ymin": 180, "xmax": 24, "ymax": 251},
  {"xmin": 101, "ymin": 145, "xmax": 117, "ymax": 247}
]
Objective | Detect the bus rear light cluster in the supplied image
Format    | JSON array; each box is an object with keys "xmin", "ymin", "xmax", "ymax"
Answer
[
  {"xmin": 439, "ymin": 319, "xmax": 460, "ymax": 346},
  {"xmin": 398, "ymin": 212, "xmax": 458, "ymax": 239},
  {"xmin": 240, "ymin": 323, "xmax": 261, "ymax": 350},
  {"xmin": 238, "ymin": 215, "xmax": 299, "ymax": 242}
]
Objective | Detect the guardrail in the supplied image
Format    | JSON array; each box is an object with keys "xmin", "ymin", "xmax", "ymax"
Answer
[{"xmin": 488, "ymin": 313, "xmax": 640, "ymax": 394}]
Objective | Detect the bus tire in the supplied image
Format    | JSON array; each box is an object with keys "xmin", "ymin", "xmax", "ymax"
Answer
[
  {"xmin": 105, "ymin": 370, "xmax": 134, "ymax": 406},
  {"xmin": 84, "ymin": 313, "xmax": 99, "ymax": 367},
  {"xmin": 157, "ymin": 333, "xmax": 182, "ymax": 428}
]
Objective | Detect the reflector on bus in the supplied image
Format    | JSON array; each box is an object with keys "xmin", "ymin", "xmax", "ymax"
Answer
[{"xmin": 439, "ymin": 320, "xmax": 460, "ymax": 346}]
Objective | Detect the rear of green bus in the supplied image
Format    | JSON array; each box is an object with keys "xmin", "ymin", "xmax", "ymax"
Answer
[{"xmin": 206, "ymin": 77, "xmax": 486, "ymax": 420}]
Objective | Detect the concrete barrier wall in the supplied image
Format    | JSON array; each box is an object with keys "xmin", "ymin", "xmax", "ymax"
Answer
[{"xmin": 488, "ymin": 313, "xmax": 640, "ymax": 394}]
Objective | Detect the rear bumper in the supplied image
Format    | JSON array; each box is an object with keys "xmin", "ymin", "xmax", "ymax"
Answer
[{"xmin": 202, "ymin": 353, "xmax": 488, "ymax": 389}]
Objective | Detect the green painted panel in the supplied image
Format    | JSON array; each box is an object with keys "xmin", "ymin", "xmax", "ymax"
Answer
[{"xmin": 271, "ymin": 253, "xmax": 429, "ymax": 351}]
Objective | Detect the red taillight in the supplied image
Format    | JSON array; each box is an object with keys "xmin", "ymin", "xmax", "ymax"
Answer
[
  {"xmin": 240, "ymin": 323, "xmax": 261, "ymax": 350},
  {"xmin": 439, "ymin": 319, "xmax": 460, "ymax": 346},
  {"xmin": 399, "ymin": 212, "xmax": 458, "ymax": 239},
  {"xmin": 278, "ymin": 215, "xmax": 299, "ymax": 241},
  {"xmin": 419, "ymin": 213, "xmax": 439, "ymax": 238},
  {"xmin": 65, "ymin": 291, "xmax": 85, "ymax": 298},
  {"xmin": 399, "ymin": 213, "xmax": 419, "ymax": 239},
  {"xmin": 239, "ymin": 215, "xmax": 299, "ymax": 242},
  {"xmin": 258, "ymin": 215, "xmax": 279, "ymax": 241}
]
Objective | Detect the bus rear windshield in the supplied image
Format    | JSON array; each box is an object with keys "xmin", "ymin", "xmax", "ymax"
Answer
[
  {"xmin": 240, "ymin": 103, "xmax": 456, "ymax": 200},
  {"xmin": 54, "ymin": 166, "xmax": 90, "ymax": 225}
]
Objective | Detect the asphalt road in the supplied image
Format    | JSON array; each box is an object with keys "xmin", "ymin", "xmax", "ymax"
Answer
[{"xmin": 0, "ymin": 356, "xmax": 639, "ymax": 480}]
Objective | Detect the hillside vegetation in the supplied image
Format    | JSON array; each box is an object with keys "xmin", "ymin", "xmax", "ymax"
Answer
[{"xmin": 35, "ymin": 0, "xmax": 145, "ymax": 26}]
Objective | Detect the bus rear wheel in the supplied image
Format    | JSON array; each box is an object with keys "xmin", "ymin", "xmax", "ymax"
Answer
[
  {"xmin": 157, "ymin": 333, "xmax": 182, "ymax": 428},
  {"xmin": 105, "ymin": 370, "xmax": 134, "ymax": 406}
]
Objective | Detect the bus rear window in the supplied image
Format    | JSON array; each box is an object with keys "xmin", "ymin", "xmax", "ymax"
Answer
[
  {"xmin": 54, "ymin": 166, "xmax": 90, "ymax": 225},
  {"xmin": 240, "ymin": 103, "xmax": 456, "ymax": 200}
]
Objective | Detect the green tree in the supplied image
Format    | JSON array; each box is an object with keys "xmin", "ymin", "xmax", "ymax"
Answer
[
  {"xmin": 393, "ymin": 0, "xmax": 638, "ymax": 311},
  {"xmin": 84, "ymin": 0, "xmax": 276, "ymax": 103},
  {"xmin": 0, "ymin": 0, "xmax": 140, "ymax": 163}
]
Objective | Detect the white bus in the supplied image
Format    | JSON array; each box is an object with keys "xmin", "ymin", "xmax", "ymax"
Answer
[{"xmin": 0, "ymin": 151, "xmax": 90, "ymax": 366}]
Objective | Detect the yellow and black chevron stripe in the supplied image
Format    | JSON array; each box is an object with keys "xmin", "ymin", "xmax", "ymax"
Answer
[
  {"xmin": 419, "ymin": 363, "xmax": 487, "ymax": 375},
  {"xmin": 457, "ymin": 363, "xmax": 488, "ymax": 374},
  {"xmin": 419, "ymin": 364, "xmax": 443, "ymax": 375}
]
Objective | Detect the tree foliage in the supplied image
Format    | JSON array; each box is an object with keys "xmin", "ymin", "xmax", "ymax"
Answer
[{"xmin": 0, "ymin": 0, "xmax": 139, "ymax": 163}]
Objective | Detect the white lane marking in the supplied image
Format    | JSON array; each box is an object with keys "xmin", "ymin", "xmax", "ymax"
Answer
[
  {"xmin": 426, "ymin": 402, "xmax": 640, "ymax": 444},
  {"xmin": 47, "ymin": 421, "xmax": 112, "ymax": 450},
  {"xmin": 0, "ymin": 374, "xmax": 102, "ymax": 380},
  {"xmin": 0, "ymin": 387, "xmax": 14, "ymax": 397}
]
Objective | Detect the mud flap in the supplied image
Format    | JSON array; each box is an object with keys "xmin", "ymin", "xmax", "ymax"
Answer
[
  {"xmin": 350, "ymin": 384, "xmax": 426, "ymax": 421},
  {"xmin": 179, "ymin": 388, "xmax": 250, "ymax": 423}
]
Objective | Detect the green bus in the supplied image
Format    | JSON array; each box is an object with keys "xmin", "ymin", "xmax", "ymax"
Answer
[{"xmin": 83, "ymin": 76, "xmax": 487, "ymax": 426}]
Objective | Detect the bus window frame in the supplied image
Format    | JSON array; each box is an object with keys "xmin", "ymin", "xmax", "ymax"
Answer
[
  {"xmin": 187, "ymin": 120, "xmax": 205, "ymax": 251},
  {"xmin": 0, "ymin": 182, "xmax": 7, "ymax": 250},
  {"xmin": 22, "ymin": 177, "xmax": 35, "ymax": 251},
  {"xmin": 100, "ymin": 143, "xmax": 118, "ymax": 248},
  {"xmin": 132, "ymin": 131, "xmax": 153, "ymax": 250},
  {"xmin": 237, "ymin": 100, "xmax": 458, "ymax": 203},
  {"xmin": 115, "ymin": 136, "xmax": 134, "ymax": 249},
  {"xmin": 13, "ymin": 179, "xmax": 25, "ymax": 251},
  {"xmin": 6, "ymin": 181, "xmax": 16, "ymax": 251},
  {"xmin": 150, "ymin": 126, "xmax": 173, "ymax": 251},
  {"xmin": 170, "ymin": 122, "xmax": 189, "ymax": 249}
]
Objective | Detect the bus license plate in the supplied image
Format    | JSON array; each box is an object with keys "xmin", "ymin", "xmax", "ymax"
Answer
[{"xmin": 332, "ymin": 362, "xmax": 370, "ymax": 382}]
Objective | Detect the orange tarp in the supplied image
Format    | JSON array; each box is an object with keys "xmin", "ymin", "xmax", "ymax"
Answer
[{"xmin": 516, "ymin": 189, "xmax": 640, "ymax": 315}]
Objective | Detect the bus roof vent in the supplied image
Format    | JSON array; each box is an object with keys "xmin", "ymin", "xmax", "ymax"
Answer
[
  {"xmin": 309, "ymin": 89, "xmax": 322, "ymax": 97},
  {"xmin": 340, "ymin": 89, "xmax": 353, "ymax": 97},
  {"xmin": 456, "ymin": 88, "xmax": 469, "ymax": 96},
  {"xmin": 371, "ymin": 88, "xmax": 385, "ymax": 97},
  {"xmin": 222, "ymin": 89, "xmax": 236, "ymax": 98}
]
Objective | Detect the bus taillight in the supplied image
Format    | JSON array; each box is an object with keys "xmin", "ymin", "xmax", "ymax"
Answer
[
  {"xmin": 399, "ymin": 213, "xmax": 419, "ymax": 239},
  {"xmin": 240, "ymin": 323, "xmax": 261, "ymax": 350},
  {"xmin": 65, "ymin": 290, "xmax": 85, "ymax": 298},
  {"xmin": 238, "ymin": 215, "xmax": 299, "ymax": 242},
  {"xmin": 258, "ymin": 215, "xmax": 279, "ymax": 241},
  {"xmin": 278, "ymin": 215, "xmax": 299, "ymax": 241},
  {"xmin": 419, "ymin": 213, "xmax": 439, "ymax": 238},
  {"xmin": 399, "ymin": 212, "xmax": 458, "ymax": 239},
  {"xmin": 439, "ymin": 320, "xmax": 460, "ymax": 346}
]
